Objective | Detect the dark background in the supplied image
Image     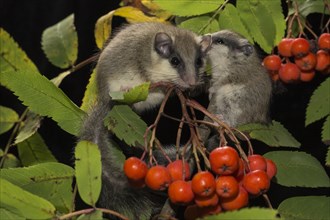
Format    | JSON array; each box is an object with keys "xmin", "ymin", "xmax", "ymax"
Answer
[{"xmin": 0, "ymin": 0, "xmax": 329, "ymax": 212}]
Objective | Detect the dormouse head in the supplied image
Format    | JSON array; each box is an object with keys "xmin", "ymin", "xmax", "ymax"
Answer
[
  {"xmin": 205, "ymin": 30, "xmax": 256, "ymax": 78},
  {"xmin": 150, "ymin": 29, "xmax": 212, "ymax": 89}
]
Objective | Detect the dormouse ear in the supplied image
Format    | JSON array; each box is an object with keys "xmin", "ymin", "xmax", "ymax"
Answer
[
  {"xmin": 200, "ymin": 34, "xmax": 212, "ymax": 54},
  {"xmin": 240, "ymin": 44, "xmax": 254, "ymax": 56},
  {"xmin": 154, "ymin": 32, "xmax": 173, "ymax": 58}
]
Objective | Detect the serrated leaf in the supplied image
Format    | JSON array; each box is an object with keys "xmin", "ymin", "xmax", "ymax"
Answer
[
  {"xmin": 0, "ymin": 69, "xmax": 86, "ymax": 135},
  {"xmin": 238, "ymin": 121, "xmax": 301, "ymax": 148},
  {"xmin": 306, "ymin": 78, "xmax": 330, "ymax": 126},
  {"xmin": 260, "ymin": 0, "xmax": 286, "ymax": 45},
  {"xmin": 1, "ymin": 154, "xmax": 21, "ymax": 168},
  {"xmin": 154, "ymin": 0, "xmax": 224, "ymax": 17},
  {"xmin": 322, "ymin": 115, "xmax": 330, "ymax": 144},
  {"xmin": 289, "ymin": 0, "xmax": 330, "ymax": 17},
  {"xmin": 75, "ymin": 141, "xmax": 102, "ymax": 206},
  {"xmin": 0, "ymin": 178, "xmax": 56, "ymax": 219},
  {"xmin": 0, "ymin": 106, "xmax": 19, "ymax": 135},
  {"xmin": 77, "ymin": 210, "xmax": 103, "ymax": 220},
  {"xmin": 110, "ymin": 82, "xmax": 150, "ymax": 104},
  {"xmin": 14, "ymin": 111, "xmax": 42, "ymax": 145},
  {"xmin": 81, "ymin": 69, "xmax": 98, "ymax": 112},
  {"xmin": 1, "ymin": 162, "xmax": 74, "ymax": 213},
  {"xmin": 104, "ymin": 105, "xmax": 148, "ymax": 147},
  {"xmin": 178, "ymin": 16, "xmax": 219, "ymax": 35},
  {"xmin": 326, "ymin": 146, "xmax": 330, "ymax": 167},
  {"xmin": 0, "ymin": 28, "xmax": 39, "ymax": 74},
  {"xmin": 0, "ymin": 208, "xmax": 25, "ymax": 220},
  {"xmin": 41, "ymin": 14, "xmax": 78, "ymax": 68},
  {"xmin": 141, "ymin": 0, "xmax": 172, "ymax": 20},
  {"xmin": 114, "ymin": 6, "xmax": 166, "ymax": 23},
  {"xmin": 218, "ymin": 4, "xmax": 253, "ymax": 43},
  {"xmin": 236, "ymin": 0, "xmax": 276, "ymax": 53},
  {"xmin": 278, "ymin": 196, "xmax": 330, "ymax": 220},
  {"xmin": 17, "ymin": 132, "xmax": 57, "ymax": 166},
  {"xmin": 264, "ymin": 151, "xmax": 330, "ymax": 187},
  {"xmin": 95, "ymin": 10, "xmax": 115, "ymax": 49},
  {"xmin": 203, "ymin": 207, "xmax": 278, "ymax": 219}
]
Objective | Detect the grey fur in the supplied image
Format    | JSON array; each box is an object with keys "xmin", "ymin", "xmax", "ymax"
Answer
[
  {"xmin": 79, "ymin": 23, "xmax": 212, "ymax": 219},
  {"xmin": 207, "ymin": 30, "xmax": 272, "ymax": 127}
]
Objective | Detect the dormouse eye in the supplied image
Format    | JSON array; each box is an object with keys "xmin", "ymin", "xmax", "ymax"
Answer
[
  {"xmin": 215, "ymin": 38, "xmax": 224, "ymax": 44},
  {"xmin": 196, "ymin": 57, "xmax": 203, "ymax": 68},
  {"xmin": 170, "ymin": 57, "xmax": 181, "ymax": 66}
]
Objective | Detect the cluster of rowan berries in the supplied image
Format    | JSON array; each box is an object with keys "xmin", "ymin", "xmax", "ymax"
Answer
[
  {"xmin": 123, "ymin": 146, "xmax": 277, "ymax": 219},
  {"xmin": 263, "ymin": 33, "xmax": 330, "ymax": 83}
]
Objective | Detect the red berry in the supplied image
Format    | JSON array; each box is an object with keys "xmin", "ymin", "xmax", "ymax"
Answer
[
  {"xmin": 191, "ymin": 171, "xmax": 216, "ymax": 197},
  {"xmin": 318, "ymin": 33, "xmax": 330, "ymax": 51},
  {"xmin": 295, "ymin": 52, "xmax": 317, "ymax": 71},
  {"xmin": 263, "ymin": 55, "xmax": 282, "ymax": 71},
  {"xmin": 247, "ymin": 154, "xmax": 267, "ymax": 172},
  {"xmin": 216, "ymin": 176, "xmax": 239, "ymax": 199},
  {"xmin": 167, "ymin": 160, "xmax": 191, "ymax": 181},
  {"xmin": 168, "ymin": 180, "xmax": 194, "ymax": 205},
  {"xmin": 315, "ymin": 50, "xmax": 330, "ymax": 71},
  {"xmin": 145, "ymin": 165, "xmax": 171, "ymax": 191},
  {"xmin": 300, "ymin": 70, "xmax": 315, "ymax": 82},
  {"xmin": 220, "ymin": 186, "xmax": 249, "ymax": 211},
  {"xmin": 265, "ymin": 159, "xmax": 277, "ymax": 179},
  {"xmin": 209, "ymin": 146, "xmax": 239, "ymax": 175},
  {"xmin": 279, "ymin": 62, "xmax": 300, "ymax": 83},
  {"xmin": 123, "ymin": 157, "xmax": 148, "ymax": 181},
  {"xmin": 194, "ymin": 193, "xmax": 219, "ymax": 207},
  {"xmin": 278, "ymin": 38, "xmax": 294, "ymax": 57},
  {"xmin": 291, "ymin": 38, "xmax": 310, "ymax": 58},
  {"xmin": 242, "ymin": 170, "xmax": 270, "ymax": 196}
]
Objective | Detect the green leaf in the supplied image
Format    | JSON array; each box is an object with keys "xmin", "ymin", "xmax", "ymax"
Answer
[
  {"xmin": 1, "ymin": 162, "xmax": 74, "ymax": 213},
  {"xmin": 203, "ymin": 207, "xmax": 279, "ymax": 219},
  {"xmin": 0, "ymin": 178, "xmax": 56, "ymax": 219},
  {"xmin": 306, "ymin": 77, "xmax": 330, "ymax": 126},
  {"xmin": 278, "ymin": 196, "xmax": 330, "ymax": 220},
  {"xmin": 0, "ymin": 69, "xmax": 86, "ymax": 136},
  {"xmin": 0, "ymin": 28, "xmax": 39, "ymax": 74},
  {"xmin": 77, "ymin": 210, "xmax": 103, "ymax": 220},
  {"xmin": 0, "ymin": 106, "xmax": 19, "ymax": 135},
  {"xmin": 81, "ymin": 69, "xmax": 98, "ymax": 112},
  {"xmin": 75, "ymin": 141, "xmax": 102, "ymax": 206},
  {"xmin": 1, "ymin": 154, "xmax": 21, "ymax": 168},
  {"xmin": 41, "ymin": 14, "xmax": 78, "ymax": 68},
  {"xmin": 14, "ymin": 111, "xmax": 42, "ymax": 145},
  {"xmin": 110, "ymin": 82, "xmax": 150, "ymax": 105},
  {"xmin": 236, "ymin": 0, "xmax": 276, "ymax": 53},
  {"xmin": 259, "ymin": 0, "xmax": 286, "ymax": 45},
  {"xmin": 105, "ymin": 105, "xmax": 148, "ymax": 147},
  {"xmin": 0, "ymin": 208, "xmax": 25, "ymax": 220},
  {"xmin": 154, "ymin": 0, "xmax": 224, "ymax": 17},
  {"xmin": 289, "ymin": 0, "xmax": 330, "ymax": 17},
  {"xmin": 17, "ymin": 132, "xmax": 57, "ymax": 166},
  {"xmin": 218, "ymin": 4, "xmax": 253, "ymax": 43},
  {"xmin": 322, "ymin": 115, "xmax": 330, "ymax": 144},
  {"xmin": 326, "ymin": 146, "xmax": 330, "ymax": 167},
  {"xmin": 264, "ymin": 151, "xmax": 330, "ymax": 187},
  {"xmin": 178, "ymin": 16, "xmax": 219, "ymax": 35},
  {"xmin": 238, "ymin": 121, "xmax": 301, "ymax": 148}
]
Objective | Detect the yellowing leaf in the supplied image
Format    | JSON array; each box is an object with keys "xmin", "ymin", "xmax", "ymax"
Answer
[
  {"xmin": 95, "ymin": 10, "xmax": 115, "ymax": 49},
  {"xmin": 114, "ymin": 6, "xmax": 167, "ymax": 23},
  {"xmin": 141, "ymin": 0, "xmax": 172, "ymax": 20},
  {"xmin": 81, "ymin": 69, "xmax": 98, "ymax": 112},
  {"xmin": 0, "ymin": 106, "xmax": 19, "ymax": 135}
]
